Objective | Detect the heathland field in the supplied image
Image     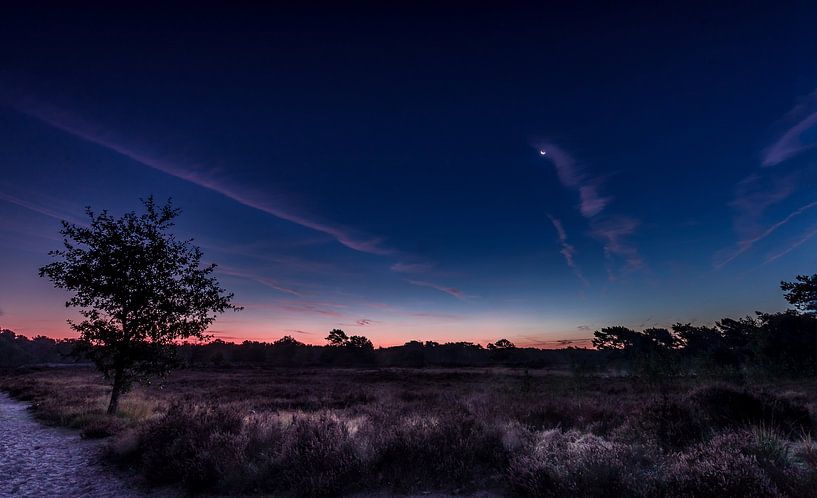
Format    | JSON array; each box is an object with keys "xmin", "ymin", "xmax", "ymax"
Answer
[{"xmin": 3, "ymin": 367, "xmax": 817, "ymax": 497}]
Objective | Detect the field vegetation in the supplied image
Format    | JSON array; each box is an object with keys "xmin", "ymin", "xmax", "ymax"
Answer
[{"xmin": 3, "ymin": 366, "xmax": 817, "ymax": 497}]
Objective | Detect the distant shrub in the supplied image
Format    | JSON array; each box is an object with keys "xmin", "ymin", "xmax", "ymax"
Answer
[
  {"xmin": 273, "ymin": 413, "xmax": 364, "ymax": 497},
  {"xmin": 368, "ymin": 410, "xmax": 508, "ymax": 490},
  {"xmin": 665, "ymin": 432, "xmax": 782, "ymax": 497},
  {"xmin": 507, "ymin": 429, "xmax": 656, "ymax": 497},
  {"xmin": 519, "ymin": 400, "xmax": 621, "ymax": 436},
  {"xmin": 688, "ymin": 385, "xmax": 812, "ymax": 435},
  {"xmin": 79, "ymin": 415, "xmax": 125, "ymax": 438},
  {"xmin": 137, "ymin": 401, "xmax": 245, "ymax": 491},
  {"xmin": 637, "ymin": 395, "xmax": 707, "ymax": 449}
]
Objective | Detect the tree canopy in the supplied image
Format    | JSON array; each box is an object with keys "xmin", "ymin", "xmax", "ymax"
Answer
[
  {"xmin": 781, "ymin": 274, "xmax": 817, "ymax": 314},
  {"xmin": 39, "ymin": 197, "xmax": 240, "ymax": 414}
]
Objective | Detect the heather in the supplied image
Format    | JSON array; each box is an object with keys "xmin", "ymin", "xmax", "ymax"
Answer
[{"xmin": 3, "ymin": 367, "xmax": 817, "ymax": 496}]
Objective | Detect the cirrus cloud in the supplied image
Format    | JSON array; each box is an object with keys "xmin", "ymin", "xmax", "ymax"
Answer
[
  {"xmin": 4, "ymin": 92, "xmax": 393, "ymax": 256},
  {"xmin": 763, "ymin": 91, "xmax": 817, "ymax": 167}
]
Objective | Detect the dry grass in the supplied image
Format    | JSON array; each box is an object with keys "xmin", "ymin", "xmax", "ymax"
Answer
[{"xmin": 3, "ymin": 367, "xmax": 817, "ymax": 496}]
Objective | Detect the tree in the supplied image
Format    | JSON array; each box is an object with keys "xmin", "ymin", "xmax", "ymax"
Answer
[
  {"xmin": 593, "ymin": 326, "xmax": 679, "ymax": 376},
  {"xmin": 274, "ymin": 335, "xmax": 305, "ymax": 347},
  {"xmin": 755, "ymin": 311, "xmax": 817, "ymax": 375},
  {"xmin": 346, "ymin": 335, "xmax": 374, "ymax": 350},
  {"xmin": 592, "ymin": 326, "xmax": 642, "ymax": 351},
  {"xmin": 39, "ymin": 197, "xmax": 240, "ymax": 414},
  {"xmin": 487, "ymin": 338, "xmax": 516, "ymax": 362},
  {"xmin": 326, "ymin": 328, "xmax": 349, "ymax": 346},
  {"xmin": 487, "ymin": 338, "xmax": 515, "ymax": 350},
  {"xmin": 781, "ymin": 274, "xmax": 817, "ymax": 314},
  {"xmin": 642, "ymin": 328, "xmax": 677, "ymax": 350},
  {"xmin": 673, "ymin": 323, "xmax": 722, "ymax": 356}
]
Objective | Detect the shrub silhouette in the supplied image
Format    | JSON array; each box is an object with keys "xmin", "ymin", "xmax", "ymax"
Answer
[
  {"xmin": 508, "ymin": 429, "xmax": 655, "ymax": 497},
  {"xmin": 781, "ymin": 274, "xmax": 817, "ymax": 314},
  {"xmin": 687, "ymin": 385, "xmax": 812, "ymax": 435},
  {"xmin": 138, "ymin": 401, "xmax": 244, "ymax": 490},
  {"xmin": 666, "ymin": 432, "xmax": 781, "ymax": 497}
]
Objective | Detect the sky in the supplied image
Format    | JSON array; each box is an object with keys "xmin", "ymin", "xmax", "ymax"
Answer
[{"xmin": 1, "ymin": 2, "xmax": 817, "ymax": 347}]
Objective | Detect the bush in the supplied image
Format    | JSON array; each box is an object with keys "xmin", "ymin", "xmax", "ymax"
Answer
[
  {"xmin": 665, "ymin": 432, "xmax": 782, "ymax": 497},
  {"xmin": 137, "ymin": 402, "xmax": 245, "ymax": 491},
  {"xmin": 274, "ymin": 413, "xmax": 364, "ymax": 496},
  {"xmin": 507, "ymin": 429, "xmax": 656, "ymax": 497},
  {"xmin": 688, "ymin": 385, "xmax": 812, "ymax": 435},
  {"xmin": 368, "ymin": 410, "xmax": 508, "ymax": 490},
  {"xmin": 637, "ymin": 395, "xmax": 707, "ymax": 449}
]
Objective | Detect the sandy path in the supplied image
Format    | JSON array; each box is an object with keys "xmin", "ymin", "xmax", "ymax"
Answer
[{"xmin": 0, "ymin": 393, "xmax": 142, "ymax": 497}]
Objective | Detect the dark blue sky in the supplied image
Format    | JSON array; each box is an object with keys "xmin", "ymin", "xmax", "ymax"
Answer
[{"xmin": 2, "ymin": 2, "xmax": 817, "ymax": 346}]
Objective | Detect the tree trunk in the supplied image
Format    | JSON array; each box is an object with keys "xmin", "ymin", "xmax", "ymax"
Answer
[{"xmin": 107, "ymin": 368, "xmax": 125, "ymax": 415}]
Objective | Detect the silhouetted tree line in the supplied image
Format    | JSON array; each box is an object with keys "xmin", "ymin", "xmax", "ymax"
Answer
[
  {"xmin": 6, "ymin": 274, "xmax": 817, "ymax": 375},
  {"xmin": 592, "ymin": 275, "xmax": 817, "ymax": 376},
  {"xmin": 175, "ymin": 335, "xmax": 576, "ymax": 368},
  {"xmin": 0, "ymin": 328, "xmax": 582, "ymax": 369},
  {"xmin": 0, "ymin": 329, "xmax": 76, "ymax": 367}
]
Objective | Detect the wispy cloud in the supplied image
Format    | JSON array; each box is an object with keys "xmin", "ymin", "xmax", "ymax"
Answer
[
  {"xmin": 284, "ymin": 329, "xmax": 315, "ymax": 336},
  {"xmin": 717, "ymin": 90, "xmax": 817, "ymax": 267},
  {"xmin": 589, "ymin": 215, "xmax": 643, "ymax": 276},
  {"xmin": 410, "ymin": 311, "xmax": 462, "ymax": 320},
  {"xmin": 730, "ymin": 173, "xmax": 796, "ymax": 237},
  {"xmin": 537, "ymin": 142, "xmax": 642, "ymax": 276},
  {"xmin": 217, "ymin": 266, "xmax": 303, "ymax": 296},
  {"xmin": 0, "ymin": 190, "xmax": 82, "ymax": 224},
  {"xmin": 7, "ymin": 96, "xmax": 392, "ymax": 256},
  {"xmin": 716, "ymin": 198, "xmax": 817, "ymax": 268},
  {"xmin": 390, "ymin": 262, "xmax": 434, "ymax": 273},
  {"xmin": 407, "ymin": 280, "xmax": 468, "ymax": 300},
  {"xmin": 766, "ymin": 225, "xmax": 817, "ymax": 263},
  {"xmin": 278, "ymin": 302, "xmax": 347, "ymax": 318},
  {"xmin": 201, "ymin": 239, "xmax": 344, "ymax": 275},
  {"xmin": 763, "ymin": 91, "xmax": 817, "ymax": 166},
  {"xmin": 547, "ymin": 214, "xmax": 587, "ymax": 284},
  {"xmin": 337, "ymin": 318, "xmax": 380, "ymax": 328},
  {"xmin": 538, "ymin": 143, "xmax": 611, "ymax": 218},
  {"xmin": 578, "ymin": 184, "xmax": 609, "ymax": 218},
  {"xmin": 514, "ymin": 335, "xmax": 594, "ymax": 348}
]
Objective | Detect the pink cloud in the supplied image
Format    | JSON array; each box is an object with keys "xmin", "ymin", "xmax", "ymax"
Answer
[
  {"xmin": 390, "ymin": 262, "xmax": 434, "ymax": 273},
  {"xmin": 284, "ymin": 329, "xmax": 315, "ymax": 335},
  {"xmin": 589, "ymin": 216, "xmax": 643, "ymax": 275},
  {"xmin": 730, "ymin": 173, "xmax": 796, "ymax": 237},
  {"xmin": 407, "ymin": 279, "xmax": 468, "ymax": 300},
  {"xmin": 716, "ymin": 198, "xmax": 817, "ymax": 268},
  {"xmin": 540, "ymin": 143, "xmax": 583, "ymax": 188},
  {"xmin": 8, "ymin": 96, "xmax": 392, "ymax": 256},
  {"xmin": 578, "ymin": 184, "xmax": 611, "ymax": 218},
  {"xmin": 279, "ymin": 303, "xmax": 346, "ymax": 318},
  {"xmin": 201, "ymin": 240, "xmax": 347, "ymax": 276},
  {"xmin": 513, "ymin": 335, "xmax": 594, "ymax": 349},
  {"xmin": 538, "ymin": 142, "xmax": 612, "ymax": 218},
  {"xmin": 717, "ymin": 95, "xmax": 817, "ymax": 267},
  {"xmin": 410, "ymin": 312, "xmax": 462, "ymax": 320},
  {"xmin": 547, "ymin": 214, "xmax": 587, "ymax": 285},
  {"xmin": 763, "ymin": 91, "xmax": 817, "ymax": 166},
  {"xmin": 217, "ymin": 266, "xmax": 303, "ymax": 296},
  {"xmin": 766, "ymin": 225, "xmax": 817, "ymax": 263},
  {"xmin": 536, "ymin": 142, "xmax": 642, "ymax": 275},
  {"xmin": 0, "ymin": 190, "xmax": 82, "ymax": 224}
]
